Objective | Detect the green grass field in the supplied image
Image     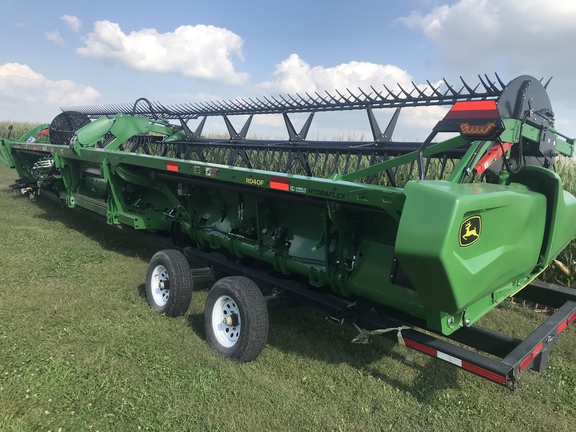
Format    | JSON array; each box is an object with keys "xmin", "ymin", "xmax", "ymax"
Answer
[{"xmin": 1, "ymin": 124, "xmax": 576, "ymax": 430}]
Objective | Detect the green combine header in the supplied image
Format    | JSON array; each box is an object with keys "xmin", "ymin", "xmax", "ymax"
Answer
[{"xmin": 2, "ymin": 74, "xmax": 576, "ymax": 389}]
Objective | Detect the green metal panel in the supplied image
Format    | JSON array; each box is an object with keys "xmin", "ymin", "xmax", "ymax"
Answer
[
  {"xmin": 395, "ymin": 180, "xmax": 547, "ymax": 314},
  {"xmin": 509, "ymin": 166, "xmax": 576, "ymax": 266},
  {"xmin": 0, "ymin": 140, "xmax": 15, "ymax": 168},
  {"xmin": 76, "ymin": 116, "xmax": 113, "ymax": 146}
]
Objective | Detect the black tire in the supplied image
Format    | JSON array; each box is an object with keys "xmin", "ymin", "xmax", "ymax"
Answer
[
  {"xmin": 146, "ymin": 249, "xmax": 193, "ymax": 317},
  {"xmin": 204, "ymin": 276, "xmax": 269, "ymax": 362}
]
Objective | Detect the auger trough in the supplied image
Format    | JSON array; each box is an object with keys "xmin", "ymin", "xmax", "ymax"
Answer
[{"xmin": 2, "ymin": 74, "xmax": 576, "ymax": 389}]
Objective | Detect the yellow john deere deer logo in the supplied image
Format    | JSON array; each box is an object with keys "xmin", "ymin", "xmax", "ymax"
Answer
[{"xmin": 459, "ymin": 216, "xmax": 481, "ymax": 247}]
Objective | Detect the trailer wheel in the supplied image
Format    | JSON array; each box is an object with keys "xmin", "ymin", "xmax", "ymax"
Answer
[
  {"xmin": 146, "ymin": 249, "xmax": 193, "ymax": 317},
  {"xmin": 205, "ymin": 276, "xmax": 269, "ymax": 362}
]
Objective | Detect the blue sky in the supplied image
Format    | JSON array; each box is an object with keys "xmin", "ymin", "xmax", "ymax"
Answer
[{"xmin": 1, "ymin": 0, "xmax": 576, "ymax": 140}]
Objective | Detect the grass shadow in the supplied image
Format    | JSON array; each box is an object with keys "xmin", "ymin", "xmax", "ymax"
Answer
[
  {"xmin": 137, "ymin": 283, "xmax": 147, "ymax": 299},
  {"xmin": 184, "ymin": 301, "xmax": 461, "ymax": 401},
  {"xmin": 31, "ymin": 196, "xmax": 174, "ymax": 260},
  {"xmin": 186, "ymin": 312, "xmax": 205, "ymax": 338},
  {"xmin": 268, "ymin": 306, "xmax": 461, "ymax": 394}
]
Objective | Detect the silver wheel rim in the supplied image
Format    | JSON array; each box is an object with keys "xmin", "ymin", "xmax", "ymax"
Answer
[
  {"xmin": 211, "ymin": 295, "xmax": 241, "ymax": 348},
  {"xmin": 151, "ymin": 264, "xmax": 169, "ymax": 307}
]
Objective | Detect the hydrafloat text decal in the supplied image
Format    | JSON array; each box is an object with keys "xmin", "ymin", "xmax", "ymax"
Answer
[{"xmin": 308, "ymin": 188, "xmax": 346, "ymax": 199}]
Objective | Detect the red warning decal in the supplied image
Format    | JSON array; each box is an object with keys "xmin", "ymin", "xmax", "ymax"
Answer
[
  {"xmin": 166, "ymin": 162, "xmax": 179, "ymax": 172},
  {"xmin": 444, "ymin": 100, "xmax": 499, "ymax": 120},
  {"xmin": 270, "ymin": 176, "xmax": 289, "ymax": 191}
]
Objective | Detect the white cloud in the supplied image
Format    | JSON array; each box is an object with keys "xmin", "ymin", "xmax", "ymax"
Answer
[
  {"xmin": 398, "ymin": 0, "xmax": 576, "ymax": 85},
  {"xmin": 399, "ymin": 0, "xmax": 576, "ymax": 66},
  {"xmin": 77, "ymin": 21, "xmax": 248, "ymax": 85},
  {"xmin": 398, "ymin": 0, "xmax": 576, "ymax": 136},
  {"xmin": 257, "ymin": 54, "xmax": 445, "ymax": 137},
  {"xmin": 45, "ymin": 30, "xmax": 65, "ymax": 45},
  {"xmin": 401, "ymin": 0, "xmax": 576, "ymax": 41},
  {"xmin": 162, "ymin": 91, "xmax": 226, "ymax": 104},
  {"xmin": 259, "ymin": 54, "xmax": 415, "ymax": 94},
  {"xmin": 61, "ymin": 15, "xmax": 82, "ymax": 33},
  {"xmin": 0, "ymin": 63, "xmax": 100, "ymax": 121}
]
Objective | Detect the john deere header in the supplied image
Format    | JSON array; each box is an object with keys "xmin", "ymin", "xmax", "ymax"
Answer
[{"xmin": 1, "ymin": 74, "xmax": 575, "ymax": 388}]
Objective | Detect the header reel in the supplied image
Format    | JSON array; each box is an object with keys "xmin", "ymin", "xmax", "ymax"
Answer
[{"xmin": 50, "ymin": 74, "xmax": 573, "ymax": 187}]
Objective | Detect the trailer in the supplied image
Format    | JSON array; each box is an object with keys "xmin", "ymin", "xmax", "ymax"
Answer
[{"xmin": 1, "ymin": 74, "xmax": 575, "ymax": 389}]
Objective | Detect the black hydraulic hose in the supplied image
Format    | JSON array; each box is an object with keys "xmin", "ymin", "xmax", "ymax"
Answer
[
  {"xmin": 498, "ymin": 139, "xmax": 516, "ymax": 174},
  {"xmin": 132, "ymin": 98, "xmax": 158, "ymax": 119},
  {"xmin": 504, "ymin": 109, "xmax": 531, "ymax": 174},
  {"xmin": 417, "ymin": 131, "xmax": 438, "ymax": 180}
]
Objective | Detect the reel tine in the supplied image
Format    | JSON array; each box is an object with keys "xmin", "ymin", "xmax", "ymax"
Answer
[
  {"xmin": 477, "ymin": 74, "xmax": 492, "ymax": 92},
  {"xmin": 370, "ymin": 85, "xmax": 385, "ymax": 100},
  {"xmin": 460, "ymin": 76, "xmax": 476, "ymax": 95},
  {"xmin": 443, "ymin": 78, "xmax": 459, "ymax": 96},
  {"xmin": 383, "ymin": 84, "xmax": 400, "ymax": 100},
  {"xmin": 494, "ymin": 73, "xmax": 506, "ymax": 89},
  {"xmin": 483, "ymin": 74, "xmax": 499, "ymax": 93},
  {"xmin": 411, "ymin": 81, "xmax": 427, "ymax": 98},
  {"xmin": 426, "ymin": 80, "xmax": 444, "ymax": 98},
  {"xmin": 397, "ymin": 83, "xmax": 415, "ymax": 100}
]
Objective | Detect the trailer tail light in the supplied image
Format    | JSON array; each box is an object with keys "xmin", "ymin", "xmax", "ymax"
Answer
[
  {"xmin": 461, "ymin": 361, "xmax": 507, "ymax": 385},
  {"xmin": 568, "ymin": 311, "xmax": 576, "ymax": 325},
  {"xmin": 557, "ymin": 320, "xmax": 567, "ymax": 334},
  {"xmin": 519, "ymin": 353, "xmax": 533, "ymax": 371},
  {"xmin": 533, "ymin": 342, "xmax": 543, "ymax": 356},
  {"xmin": 519, "ymin": 342, "xmax": 542, "ymax": 371}
]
